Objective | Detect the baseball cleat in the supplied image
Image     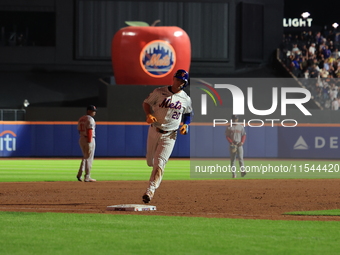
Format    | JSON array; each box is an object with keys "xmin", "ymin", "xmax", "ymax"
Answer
[
  {"xmin": 232, "ymin": 173, "xmax": 237, "ymax": 178},
  {"xmin": 142, "ymin": 194, "xmax": 151, "ymax": 203},
  {"xmin": 142, "ymin": 190, "xmax": 154, "ymax": 204},
  {"xmin": 84, "ymin": 178, "xmax": 96, "ymax": 182},
  {"xmin": 77, "ymin": 176, "xmax": 82, "ymax": 182},
  {"xmin": 241, "ymin": 172, "xmax": 246, "ymax": 177}
]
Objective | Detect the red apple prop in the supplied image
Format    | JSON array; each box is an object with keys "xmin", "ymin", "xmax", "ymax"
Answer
[{"xmin": 111, "ymin": 21, "xmax": 191, "ymax": 85}]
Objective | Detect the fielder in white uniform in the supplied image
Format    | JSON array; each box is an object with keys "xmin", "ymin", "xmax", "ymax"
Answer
[
  {"xmin": 226, "ymin": 115, "xmax": 246, "ymax": 178},
  {"xmin": 142, "ymin": 69, "xmax": 193, "ymax": 203},
  {"xmin": 77, "ymin": 105, "xmax": 97, "ymax": 182}
]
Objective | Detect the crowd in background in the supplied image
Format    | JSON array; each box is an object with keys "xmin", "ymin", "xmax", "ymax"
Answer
[{"xmin": 280, "ymin": 30, "xmax": 340, "ymax": 110}]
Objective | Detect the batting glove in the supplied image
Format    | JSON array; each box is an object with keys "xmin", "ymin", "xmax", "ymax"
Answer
[
  {"xmin": 146, "ymin": 114, "xmax": 157, "ymax": 124},
  {"xmin": 180, "ymin": 124, "xmax": 188, "ymax": 135}
]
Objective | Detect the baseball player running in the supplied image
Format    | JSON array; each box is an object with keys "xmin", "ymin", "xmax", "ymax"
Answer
[
  {"xmin": 76, "ymin": 105, "xmax": 97, "ymax": 182},
  {"xmin": 142, "ymin": 69, "xmax": 193, "ymax": 203},
  {"xmin": 226, "ymin": 115, "xmax": 246, "ymax": 178}
]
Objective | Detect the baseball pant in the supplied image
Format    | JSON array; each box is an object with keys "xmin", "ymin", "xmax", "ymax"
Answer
[
  {"xmin": 78, "ymin": 137, "xmax": 96, "ymax": 179},
  {"xmin": 146, "ymin": 126, "xmax": 177, "ymax": 192},
  {"xmin": 230, "ymin": 145, "xmax": 245, "ymax": 174}
]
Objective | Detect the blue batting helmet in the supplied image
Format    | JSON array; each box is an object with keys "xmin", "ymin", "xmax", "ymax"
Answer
[{"xmin": 174, "ymin": 69, "xmax": 189, "ymax": 88}]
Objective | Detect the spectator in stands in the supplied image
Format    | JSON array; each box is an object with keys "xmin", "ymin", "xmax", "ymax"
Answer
[
  {"xmin": 323, "ymin": 58, "xmax": 335, "ymax": 76},
  {"xmin": 308, "ymin": 43, "xmax": 316, "ymax": 56},
  {"xmin": 315, "ymin": 32, "xmax": 324, "ymax": 46},
  {"xmin": 286, "ymin": 52, "xmax": 296, "ymax": 68},
  {"xmin": 321, "ymin": 76, "xmax": 332, "ymax": 89},
  {"xmin": 300, "ymin": 44, "xmax": 309, "ymax": 58},
  {"xmin": 291, "ymin": 56, "xmax": 302, "ymax": 77},
  {"xmin": 314, "ymin": 83, "xmax": 323, "ymax": 103},
  {"xmin": 322, "ymin": 83, "xmax": 330, "ymax": 101},
  {"xmin": 306, "ymin": 55, "xmax": 315, "ymax": 67},
  {"xmin": 331, "ymin": 97, "xmax": 339, "ymax": 110},
  {"xmin": 328, "ymin": 41, "xmax": 335, "ymax": 52},
  {"xmin": 327, "ymin": 52, "xmax": 337, "ymax": 64},
  {"xmin": 313, "ymin": 58, "xmax": 322, "ymax": 70},
  {"xmin": 322, "ymin": 56, "xmax": 329, "ymax": 71},
  {"xmin": 310, "ymin": 81, "xmax": 319, "ymax": 97},
  {"xmin": 329, "ymin": 83, "xmax": 338, "ymax": 100},
  {"xmin": 333, "ymin": 48, "xmax": 340, "ymax": 58},
  {"xmin": 318, "ymin": 39, "xmax": 327, "ymax": 53},
  {"xmin": 308, "ymin": 64, "xmax": 319, "ymax": 78},
  {"xmin": 322, "ymin": 45, "xmax": 332, "ymax": 59},
  {"xmin": 302, "ymin": 69, "xmax": 310, "ymax": 88},
  {"xmin": 291, "ymin": 44, "xmax": 301, "ymax": 55},
  {"xmin": 317, "ymin": 54, "xmax": 325, "ymax": 70},
  {"xmin": 320, "ymin": 67, "xmax": 329, "ymax": 78},
  {"xmin": 334, "ymin": 62, "xmax": 340, "ymax": 78},
  {"xmin": 328, "ymin": 59, "xmax": 336, "ymax": 77},
  {"xmin": 300, "ymin": 56, "xmax": 308, "ymax": 73},
  {"xmin": 279, "ymin": 31, "xmax": 340, "ymax": 110}
]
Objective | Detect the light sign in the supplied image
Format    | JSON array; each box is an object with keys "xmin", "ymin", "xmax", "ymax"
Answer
[{"xmin": 283, "ymin": 18, "xmax": 313, "ymax": 28}]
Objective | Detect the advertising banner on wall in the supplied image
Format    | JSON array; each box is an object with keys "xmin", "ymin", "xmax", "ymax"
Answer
[
  {"xmin": 0, "ymin": 122, "xmax": 190, "ymax": 158},
  {"xmin": 0, "ymin": 123, "xmax": 31, "ymax": 157},
  {"xmin": 278, "ymin": 126, "xmax": 340, "ymax": 159}
]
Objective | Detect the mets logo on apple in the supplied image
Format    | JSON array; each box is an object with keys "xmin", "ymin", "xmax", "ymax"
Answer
[{"xmin": 140, "ymin": 40, "xmax": 176, "ymax": 78}]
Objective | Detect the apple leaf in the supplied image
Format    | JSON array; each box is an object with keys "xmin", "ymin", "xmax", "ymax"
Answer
[{"xmin": 125, "ymin": 21, "xmax": 149, "ymax": 27}]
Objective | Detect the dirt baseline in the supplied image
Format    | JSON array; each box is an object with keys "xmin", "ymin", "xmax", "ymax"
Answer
[{"xmin": 0, "ymin": 179, "xmax": 339, "ymax": 221}]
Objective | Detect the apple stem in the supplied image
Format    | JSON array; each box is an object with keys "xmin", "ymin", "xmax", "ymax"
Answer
[{"xmin": 151, "ymin": 20, "xmax": 161, "ymax": 26}]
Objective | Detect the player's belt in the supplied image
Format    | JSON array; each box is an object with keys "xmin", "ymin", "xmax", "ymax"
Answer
[{"xmin": 155, "ymin": 127, "xmax": 176, "ymax": 134}]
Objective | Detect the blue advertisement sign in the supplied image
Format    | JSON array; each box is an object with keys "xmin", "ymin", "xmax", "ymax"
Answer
[
  {"xmin": 0, "ymin": 123, "xmax": 190, "ymax": 158},
  {"xmin": 278, "ymin": 127, "xmax": 340, "ymax": 159},
  {"xmin": 0, "ymin": 123, "xmax": 338, "ymax": 159},
  {"xmin": 0, "ymin": 124, "xmax": 31, "ymax": 157}
]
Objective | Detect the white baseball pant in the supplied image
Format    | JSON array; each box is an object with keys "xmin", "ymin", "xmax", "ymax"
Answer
[
  {"xmin": 146, "ymin": 126, "xmax": 177, "ymax": 192},
  {"xmin": 230, "ymin": 145, "xmax": 245, "ymax": 174},
  {"xmin": 78, "ymin": 137, "xmax": 96, "ymax": 179}
]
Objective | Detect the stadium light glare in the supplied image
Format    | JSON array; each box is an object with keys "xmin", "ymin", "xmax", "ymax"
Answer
[
  {"xmin": 23, "ymin": 99, "xmax": 30, "ymax": 108},
  {"xmin": 301, "ymin": 12, "xmax": 310, "ymax": 19}
]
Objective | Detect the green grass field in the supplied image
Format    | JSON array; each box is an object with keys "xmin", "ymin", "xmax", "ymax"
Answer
[
  {"xmin": 1, "ymin": 158, "xmax": 340, "ymax": 182},
  {"xmin": 1, "ymin": 158, "xmax": 340, "ymax": 254},
  {"xmin": 285, "ymin": 209, "xmax": 340, "ymax": 216}
]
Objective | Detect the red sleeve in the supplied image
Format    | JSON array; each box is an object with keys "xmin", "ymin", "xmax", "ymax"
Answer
[
  {"xmin": 241, "ymin": 135, "xmax": 246, "ymax": 143},
  {"xmin": 87, "ymin": 129, "xmax": 93, "ymax": 143},
  {"xmin": 226, "ymin": 137, "xmax": 233, "ymax": 144}
]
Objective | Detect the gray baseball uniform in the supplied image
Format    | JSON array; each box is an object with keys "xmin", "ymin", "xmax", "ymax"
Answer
[
  {"xmin": 77, "ymin": 106, "xmax": 97, "ymax": 182},
  {"xmin": 226, "ymin": 121, "xmax": 246, "ymax": 178}
]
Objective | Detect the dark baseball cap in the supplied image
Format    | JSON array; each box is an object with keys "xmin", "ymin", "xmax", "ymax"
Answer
[
  {"xmin": 231, "ymin": 115, "xmax": 238, "ymax": 120},
  {"xmin": 87, "ymin": 105, "xmax": 97, "ymax": 111}
]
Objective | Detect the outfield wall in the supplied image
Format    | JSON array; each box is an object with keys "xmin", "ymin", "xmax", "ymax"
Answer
[{"xmin": 0, "ymin": 122, "xmax": 339, "ymax": 159}]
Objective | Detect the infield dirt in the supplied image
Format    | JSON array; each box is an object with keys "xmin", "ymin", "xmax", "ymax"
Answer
[{"xmin": 0, "ymin": 179, "xmax": 339, "ymax": 221}]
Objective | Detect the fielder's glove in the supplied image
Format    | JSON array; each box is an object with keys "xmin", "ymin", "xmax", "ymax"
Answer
[
  {"xmin": 230, "ymin": 144, "xmax": 237, "ymax": 153},
  {"xmin": 146, "ymin": 114, "xmax": 157, "ymax": 124},
  {"xmin": 180, "ymin": 124, "xmax": 188, "ymax": 135}
]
